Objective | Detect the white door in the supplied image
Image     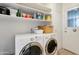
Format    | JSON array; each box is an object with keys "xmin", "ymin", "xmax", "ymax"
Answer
[{"xmin": 63, "ymin": 7, "xmax": 79, "ymax": 54}]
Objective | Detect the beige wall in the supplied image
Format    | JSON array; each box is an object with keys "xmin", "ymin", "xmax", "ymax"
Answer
[{"xmin": 50, "ymin": 3, "xmax": 63, "ymax": 50}]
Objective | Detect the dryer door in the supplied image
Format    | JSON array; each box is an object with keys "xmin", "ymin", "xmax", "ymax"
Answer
[
  {"xmin": 19, "ymin": 42, "xmax": 43, "ymax": 55},
  {"xmin": 45, "ymin": 38, "xmax": 57, "ymax": 55}
]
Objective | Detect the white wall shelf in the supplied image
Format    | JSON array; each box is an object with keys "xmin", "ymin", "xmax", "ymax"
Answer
[
  {"xmin": 17, "ymin": 3, "xmax": 51, "ymax": 13},
  {"xmin": 0, "ymin": 3, "xmax": 52, "ymax": 24},
  {"xmin": 0, "ymin": 14, "xmax": 51, "ymax": 23},
  {"xmin": 0, "ymin": 3, "xmax": 51, "ymax": 15}
]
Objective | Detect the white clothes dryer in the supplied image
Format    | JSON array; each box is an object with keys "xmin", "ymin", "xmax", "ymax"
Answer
[
  {"xmin": 43, "ymin": 33, "xmax": 58, "ymax": 55},
  {"xmin": 15, "ymin": 34, "xmax": 44, "ymax": 55}
]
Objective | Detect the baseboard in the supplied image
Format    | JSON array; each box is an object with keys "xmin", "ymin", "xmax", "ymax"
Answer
[
  {"xmin": 62, "ymin": 48, "xmax": 78, "ymax": 55},
  {"xmin": 0, "ymin": 51, "xmax": 14, "ymax": 55}
]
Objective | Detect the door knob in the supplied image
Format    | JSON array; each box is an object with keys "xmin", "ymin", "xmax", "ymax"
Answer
[
  {"xmin": 73, "ymin": 29, "xmax": 77, "ymax": 32},
  {"xmin": 64, "ymin": 30, "xmax": 67, "ymax": 32}
]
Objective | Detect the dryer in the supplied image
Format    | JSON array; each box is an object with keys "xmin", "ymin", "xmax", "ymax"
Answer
[
  {"xmin": 15, "ymin": 34, "xmax": 44, "ymax": 55},
  {"xmin": 43, "ymin": 33, "xmax": 58, "ymax": 55}
]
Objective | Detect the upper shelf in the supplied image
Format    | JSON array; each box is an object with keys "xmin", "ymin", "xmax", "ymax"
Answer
[
  {"xmin": 0, "ymin": 14, "xmax": 51, "ymax": 23},
  {"xmin": 17, "ymin": 3, "xmax": 51, "ymax": 13},
  {"xmin": 0, "ymin": 3, "xmax": 52, "ymax": 15}
]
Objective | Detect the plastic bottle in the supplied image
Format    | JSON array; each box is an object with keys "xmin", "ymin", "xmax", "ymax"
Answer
[{"xmin": 16, "ymin": 9, "xmax": 21, "ymax": 17}]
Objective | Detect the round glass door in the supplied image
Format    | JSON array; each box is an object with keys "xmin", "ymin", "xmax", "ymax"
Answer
[
  {"xmin": 19, "ymin": 42, "xmax": 43, "ymax": 55},
  {"xmin": 45, "ymin": 38, "xmax": 57, "ymax": 55}
]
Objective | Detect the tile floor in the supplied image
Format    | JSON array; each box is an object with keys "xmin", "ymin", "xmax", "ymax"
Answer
[{"xmin": 58, "ymin": 49, "xmax": 76, "ymax": 55}]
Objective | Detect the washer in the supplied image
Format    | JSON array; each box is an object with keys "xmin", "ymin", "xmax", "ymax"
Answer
[
  {"xmin": 43, "ymin": 33, "xmax": 58, "ymax": 55},
  {"xmin": 15, "ymin": 34, "xmax": 44, "ymax": 55}
]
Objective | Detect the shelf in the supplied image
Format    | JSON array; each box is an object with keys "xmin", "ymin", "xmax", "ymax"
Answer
[
  {"xmin": 17, "ymin": 3, "xmax": 51, "ymax": 13},
  {"xmin": 0, "ymin": 14, "xmax": 51, "ymax": 23},
  {"xmin": 28, "ymin": 19, "xmax": 51, "ymax": 22},
  {"xmin": 0, "ymin": 3, "xmax": 51, "ymax": 15},
  {"xmin": 0, "ymin": 3, "xmax": 52, "ymax": 26}
]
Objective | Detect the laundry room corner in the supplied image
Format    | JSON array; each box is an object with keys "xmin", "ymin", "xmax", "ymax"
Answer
[
  {"xmin": 51, "ymin": 3, "xmax": 63, "ymax": 51},
  {"xmin": 0, "ymin": 2, "xmax": 79, "ymax": 55}
]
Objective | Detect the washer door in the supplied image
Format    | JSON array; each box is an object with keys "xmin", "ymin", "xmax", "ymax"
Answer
[
  {"xmin": 19, "ymin": 42, "xmax": 43, "ymax": 55},
  {"xmin": 45, "ymin": 38, "xmax": 57, "ymax": 55}
]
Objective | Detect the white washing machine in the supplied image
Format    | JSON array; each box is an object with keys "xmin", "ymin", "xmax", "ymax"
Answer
[
  {"xmin": 43, "ymin": 33, "xmax": 58, "ymax": 55},
  {"xmin": 15, "ymin": 34, "xmax": 44, "ymax": 55}
]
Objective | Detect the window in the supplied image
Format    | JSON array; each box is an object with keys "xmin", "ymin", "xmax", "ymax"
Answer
[
  {"xmin": 68, "ymin": 9, "xmax": 76, "ymax": 27},
  {"xmin": 67, "ymin": 8, "xmax": 79, "ymax": 27}
]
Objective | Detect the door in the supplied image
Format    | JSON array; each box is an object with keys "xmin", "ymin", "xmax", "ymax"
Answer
[
  {"xmin": 19, "ymin": 42, "xmax": 43, "ymax": 55},
  {"xmin": 45, "ymin": 38, "xmax": 57, "ymax": 55},
  {"xmin": 63, "ymin": 7, "xmax": 79, "ymax": 54}
]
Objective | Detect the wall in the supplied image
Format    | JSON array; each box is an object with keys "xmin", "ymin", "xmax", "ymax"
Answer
[
  {"xmin": 0, "ymin": 15, "xmax": 49, "ymax": 55},
  {"xmin": 48, "ymin": 3, "xmax": 63, "ymax": 50},
  {"xmin": 0, "ymin": 3, "xmax": 63, "ymax": 54},
  {"xmin": 53, "ymin": 4, "xmax": 63, "ymax": 50}
]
